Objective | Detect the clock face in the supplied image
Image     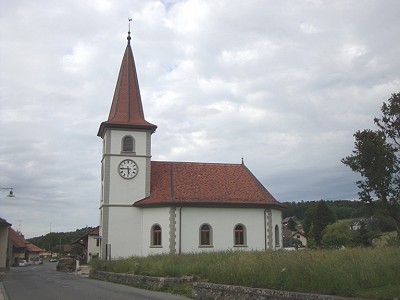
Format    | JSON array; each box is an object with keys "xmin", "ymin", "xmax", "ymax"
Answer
[{"xmin": 118, "ymin": 159, "xmax": 138, "ymax": 179}]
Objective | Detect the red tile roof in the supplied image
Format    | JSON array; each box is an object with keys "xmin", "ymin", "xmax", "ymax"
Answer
[
  {"xmin": 8, "ymin": 227, "xmax": 44, "ymax": 253},
  {"xmin": 88, "ymin": 226, "xmax": 99, "ymax": 235},
  {"xmin": 0, "ymin": 217, "xmax": 11, "ymax": 226},
  {"xmin": 135, "ymin": 161, "xmax": 284, "ymax": 208},
  {"xmin": 71, "ymin": 226, "xmax": 99, "ymax": 245},
  {"xmin": 98, "ymin": 33, "xmax": 156, "ymax": 137}
]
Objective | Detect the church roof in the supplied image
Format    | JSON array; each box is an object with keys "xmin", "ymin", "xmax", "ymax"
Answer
[
  {"xmin": 135, "ymin": 161, "xmax": 284, "ymax": 208},
  {"xmin": 98, "ymin": 32, "xmax": 157, "ymax": 138}
]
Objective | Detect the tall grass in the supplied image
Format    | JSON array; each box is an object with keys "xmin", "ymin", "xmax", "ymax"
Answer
[{"xmin": 91, "ymin": 247, "xmax": 400, "ymax": 298}]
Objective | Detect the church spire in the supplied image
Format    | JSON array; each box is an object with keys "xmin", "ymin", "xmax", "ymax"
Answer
[
  {"xmin": 127, "ymin": 18, "xmax": 132, "ymax": 45},
  {"xmin": 97, "ymin": 29, "xmax": 157, "ymax": 137}
]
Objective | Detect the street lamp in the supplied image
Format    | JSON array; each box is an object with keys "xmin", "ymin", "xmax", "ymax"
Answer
[{"xmin": 0, "ymin": 188, "xmax": 15, "ymax": 197}]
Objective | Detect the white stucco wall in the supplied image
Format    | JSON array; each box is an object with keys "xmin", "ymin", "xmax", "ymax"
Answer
[
  {"xmin": 87, "ymin": 235, "xmax": 100, "ymax": 261},
  {"xmin": 104, "ymin": 130, "xmax": 150, "ymax": 205},
  {"xmin": 271, "ymin": 208, "xmax": 283, "ymax": 250},
  {"xmin": 0, "ymin": 226, "xmax": 8, "ymax": 270},
  {"xmin": 106, "ymin": 207, "xmax": 143, "ymax": 258},
  {"xmin": 108, "ymin": 130, "xmax": 148, "ymax": 155},
  {"xmin": 103, "ymin": 206, "xmax": 282, "ymax": 258},
  {"xmin": 107, "ymin": 155, "xmax": 148, "ymax": 204},
  {"xmin": 141, "ymin": 207, "xmax": 171, "ymax": 256},
  {"xmin": 175, "ymin": 207, "xmax": 282, "ymax": 253}
]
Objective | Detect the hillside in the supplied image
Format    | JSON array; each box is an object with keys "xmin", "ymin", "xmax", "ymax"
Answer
[
  {"xmin": 27, "ymin": 226, "xmax": 96, "ymax": 252},
  {"xmin": 282, "ymin": 199, "xmax": 368, "ymax": 220},
  {"xmin": 282, "ymin": 199, "xmax": 396, "ymax": 232}
]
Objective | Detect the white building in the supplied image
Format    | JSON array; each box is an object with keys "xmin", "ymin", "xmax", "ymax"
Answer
[{"xmin": 97, "ymin": 32, "xmax": 284, "ymax": 259}]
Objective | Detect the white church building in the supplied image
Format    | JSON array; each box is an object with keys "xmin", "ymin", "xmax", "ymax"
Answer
[{"xmin": 97, "ymin": 32, "xmax": 284, "ymax": 259}]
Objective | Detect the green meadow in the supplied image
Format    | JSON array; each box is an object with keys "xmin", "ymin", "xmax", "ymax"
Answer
[{"xmin": 91, "ymin": 247, "xmax": 400, "ymax": 299}]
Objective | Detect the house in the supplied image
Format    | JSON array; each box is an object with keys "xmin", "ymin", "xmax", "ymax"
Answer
[
  {"xmin": 71, "ymin": 227, "xmax": 100, "ymax": 262},
  {"xmin": 97, "ymin": 31, "xmax": 284, "ymax": 259},
  {"xmin": 349, "ymin": 221, "xmax": 362, "ymax": 231},
  {"xmin": 62, "ymin": 244, "xmax": 73, "ymax": 256},
  {"xmin": 282, "ymin": 229, "xmax": 307, "ymax": 248},
  {"xmin": 291, "ymin": 230, "xmax": 307, "ymax": 247},
  {"xmin": 8, "ymin": 227, "xmax": 44, "ymax": 266},
  {"xmin": 350, "ymin": 217, "xmax": 374, "ymax": 231},
  {"xmin": 0, "ymin": 217, "xmax": 11, "ymax": 271}
]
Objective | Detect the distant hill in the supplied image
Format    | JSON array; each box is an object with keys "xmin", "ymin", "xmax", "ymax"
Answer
[
  {"xmin": 27, "ymin": 226, "xmax": 96, "ymax": 252},
  {"xmin": 282, "ymin": 199, "xmax": 396, "ymax": 232},
  {"xmin": 282, "ymin": 200, "xmax": 369, "ymax": 220}
]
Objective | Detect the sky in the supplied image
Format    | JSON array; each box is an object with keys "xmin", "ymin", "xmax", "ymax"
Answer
[{"xmin": 1, "ymin": 0, "xmax": 399, "ymax": 239}]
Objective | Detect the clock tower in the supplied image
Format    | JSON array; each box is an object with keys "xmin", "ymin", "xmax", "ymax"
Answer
[{"xmin": 97, "ymin": 31, "xmax": 157, "ymax": 259}]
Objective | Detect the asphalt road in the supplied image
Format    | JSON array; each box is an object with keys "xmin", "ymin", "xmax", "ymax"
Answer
[{"xmin": 2, "ymin": 262, "xmax": 190, "ymax": 300}]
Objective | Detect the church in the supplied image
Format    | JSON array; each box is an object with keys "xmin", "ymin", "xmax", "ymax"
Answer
[{"xmin": 97, "ymin": 31, "xmax": 284, "ymax": 259}]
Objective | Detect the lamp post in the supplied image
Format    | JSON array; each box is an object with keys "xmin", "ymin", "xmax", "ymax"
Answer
[{"xmin": 0, "ymin": 188, "xmax": 15, "ymax": 197}]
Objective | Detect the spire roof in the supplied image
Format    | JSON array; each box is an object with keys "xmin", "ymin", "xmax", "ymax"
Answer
[{"xmin": 98, "ymin": 32, "xmax": 157, "ymax": 137}]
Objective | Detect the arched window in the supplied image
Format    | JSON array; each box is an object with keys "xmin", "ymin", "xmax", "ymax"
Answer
[
  {"xmin": 151, "ymin": 224, "xmax": 162, "ymax": 247},
  {"xmin": 275, "ymin": 225, "xmax": 280, "ymax": 247},
  {"xmin": 234, "ymin": 224, "xmax": 246, "ymax": 246},
  {"xmin": 122, "ymin": 136, "xmax": 134, "ymax": 152},
  {"xmin": 200, "ymin": 224, "xmax": 212, "ymax": 246}
]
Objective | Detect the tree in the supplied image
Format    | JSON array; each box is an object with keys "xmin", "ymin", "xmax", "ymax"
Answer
[
  {"xmin": 321, "ymin": 222, "xmax": 353, "ymax": 248},
  {"xmin": 303, "ymin": 201, "xmax": 336, "ymax": 246},
  {"xmin": 303, "ymin": 206, "xmax": 317, "ymax": 236},
  {"xmin": 312, "ymin": 201, "xmax": 337, "ymax": 246},
  {"xmin": 351, "ymin": 220, "xmax": 381, "ymax": 247},
  {"xmin": 287, "ymin": 218, "xmax": 297, "ymax": 231},
  {"xmin": 342, "ymin": 92, "xmax": 400, "ymax": 238}
]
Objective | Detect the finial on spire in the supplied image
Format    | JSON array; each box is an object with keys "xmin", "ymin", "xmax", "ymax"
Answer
[
  {"xmin": 241, "ymin": 157, "xmax": 244, "ymax": 165},
  {"xmin": 127, "ymin": 18, "xmax": 132, "ymax": 44}
]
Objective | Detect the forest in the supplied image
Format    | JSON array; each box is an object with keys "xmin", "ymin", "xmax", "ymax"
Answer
[{"xmin": 28, "ymin": 226, "xmax": 96, "ymax": 253}]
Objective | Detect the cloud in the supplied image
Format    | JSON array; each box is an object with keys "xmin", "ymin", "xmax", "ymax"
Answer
[{"xmin": 1, "ymin": 0, "xmax": 400, "ymax": 238}]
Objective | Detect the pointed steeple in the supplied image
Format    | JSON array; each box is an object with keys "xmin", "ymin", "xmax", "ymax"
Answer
[{"xmin": 98, "ymin": 32, "xmax": 157, "ymax": 137}]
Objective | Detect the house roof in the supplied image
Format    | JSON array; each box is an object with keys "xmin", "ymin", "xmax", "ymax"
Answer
[
  {"xmin": 282, "ymin": 228, "xmax": 293, "ymax": 238},
  {"xmin": 135, "ymin": 161, "xmax": 284, "ymax": 208},
  {"xmin": 88, "ymin": 226, "xmax": 99, "ymax": 235},
  {"xmin": 8, "ymin": 227, "xmax": 27, "ymax": 248},
  {"xmin": 282, "ymin": 229, "xmax": 306, "ymax": 238},
  {"xmin": 98, "ymin": 32, "xmax": 157, "ymax": 138},
  {"xmin": 8, "ymin": 227, "xmax": 44, "ymax": 253},
  {"xmin": 71, "ymin": 226, "xmax": 99, "ymax": 245},
  {"xmin": 0, "ymin": 217, "xmax": 11, "ymax": 227}
]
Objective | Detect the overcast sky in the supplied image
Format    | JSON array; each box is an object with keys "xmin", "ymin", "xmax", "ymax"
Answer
[{"xmin": 1, "ymin": 0, "xmax": 399, "ymax": 238}]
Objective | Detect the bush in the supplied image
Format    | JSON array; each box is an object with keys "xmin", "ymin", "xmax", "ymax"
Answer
[
  {"xmin": 91, "ymin": 248, "xmax": 400, "ymax": 298},
  {"xmin": 321, "ymin": 222, "xmax": 353, "ymax": 248},
  {"xmin": 57, "ymin": 257, "xmax": 75, "ymax": 272}
]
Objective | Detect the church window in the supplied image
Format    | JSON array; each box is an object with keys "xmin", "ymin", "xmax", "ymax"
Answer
[
  {"xmin": 234, "ymin": 224, "xmax": 246, "ymax": 246},
  {"xmin": 151, "ymin": 224, "xmax": 162, "ymax": 247},
  {"xmin": 199, "ymin": 224, "xmax": 212, "ymax": 246},
  {"xmin": 122, "ymin": 136, "xmax": 135, "ymax": 152},
  {"xmin": 275, "ymin": 225, "xmax": 280, "ymax": 247}
]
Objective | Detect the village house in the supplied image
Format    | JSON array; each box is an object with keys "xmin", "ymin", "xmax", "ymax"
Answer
[
  {"xmin": 97, "ymin": 31, "xmax": 284, "ymax": 259},
  {"xmin": 71, "ymin": 226, "xmax": 100, "ymax": 263},
  {"xmin": 7, "ymin": 227, "xmax": 44, "ymax": 266},
  {"xmin": 282, "ymin": 228, "xmax": 307, "ymax": 249},
  {"xmin": 0, "ymin": 217, "xmax": 11, "ymax": 271}
]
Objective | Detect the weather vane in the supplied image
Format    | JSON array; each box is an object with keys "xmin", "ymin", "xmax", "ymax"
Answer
[{"xmin": 128, "ymin": 18, "xmax": 132, "ymax": 33}]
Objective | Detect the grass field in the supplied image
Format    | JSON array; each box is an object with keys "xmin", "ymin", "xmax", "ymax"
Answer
[{"xmin": 91, "ymin": 247, "xmax": 400, "ymax": 299}]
